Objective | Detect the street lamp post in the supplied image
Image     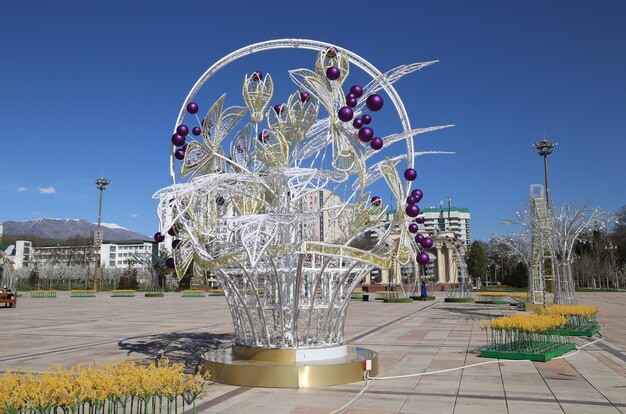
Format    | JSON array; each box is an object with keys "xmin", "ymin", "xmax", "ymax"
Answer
[
  {"xmin": 93, "ymin": 178, "xmax": 111, "ymax": 291},
  {"xmin": 532, "ymin": 138, "xmax": 558, "ymax": 207}
]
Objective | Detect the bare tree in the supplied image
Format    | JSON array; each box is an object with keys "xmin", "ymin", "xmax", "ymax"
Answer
[{"xmin": 544, "ymin": 201, "xmax": 614, "ymax": 304}]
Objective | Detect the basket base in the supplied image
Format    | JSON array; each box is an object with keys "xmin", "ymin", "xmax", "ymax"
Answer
[{"xmin": 200, "ymin": 345, "xmax": 378, "ymax": 388}]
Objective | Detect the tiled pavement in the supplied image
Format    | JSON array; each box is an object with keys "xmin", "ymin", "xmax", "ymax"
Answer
[{"xmin": 1, "ymin": 292, "xmax": 625, "ymax": 413}]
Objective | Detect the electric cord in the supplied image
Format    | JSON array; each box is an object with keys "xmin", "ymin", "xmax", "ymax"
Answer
[{"xmin": 330, "ymin": 335, "xmax": 604, "ymax": 413}]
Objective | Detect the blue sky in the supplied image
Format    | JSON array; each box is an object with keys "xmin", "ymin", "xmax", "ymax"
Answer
[{"xmin": 1, "ymin": 1, "xmax": 625, "ymax": 241}]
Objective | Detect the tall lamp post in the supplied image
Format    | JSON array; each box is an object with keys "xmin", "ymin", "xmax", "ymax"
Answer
[
  {"xmin": 532, "ymin": 138, "xmax": 558, "ymax": 207},
  {"xmin": 93, "ymin": 178, "xmax": 111, "ymax": 291}
]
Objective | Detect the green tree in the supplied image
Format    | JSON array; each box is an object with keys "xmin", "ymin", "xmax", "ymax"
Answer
[
  {"xmin": 28, "ymin": 266, "xmax": 40, "ymax": 290},
  {"xmin": 117, "ymin": 268, "xmax": 139, "ymax": 290},
  {"xmin": 466, "ymin": 241, "xmax": 489, "ymax": 282}
]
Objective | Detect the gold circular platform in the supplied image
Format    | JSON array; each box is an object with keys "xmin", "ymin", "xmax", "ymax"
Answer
[{"xmin": 200, "ymin": 345, "xmax": 378, "ymax": 388}]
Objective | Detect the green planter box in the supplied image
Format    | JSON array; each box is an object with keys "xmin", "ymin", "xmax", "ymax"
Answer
[
  {"xmin": 547, "ymin": 323, "xmax": 601, "ymax": 337},
  {"xmin": 444, "ymin": 297, "xmax": 475, "ymax": 303},
  {"xmin": 71, "ymin": 290, "xmax": 96, "ymax": 298},
  {"xmin": 31, "ymin": 290, "xmax": 57, "ymax": 298},
  {"xmin": 480, "ymin": 342, "xmax": 575, "ymax": 362},
  {"xmin": 145, "ymin": 293, "xmax": 164, "ymax": 298},
  {"xmin": 410, "ymin": 296, "xmax": 435, "ymax": 301},
  {"xmin": 383, "ymin": 297, "xmax": 413, "ymax": 303}
]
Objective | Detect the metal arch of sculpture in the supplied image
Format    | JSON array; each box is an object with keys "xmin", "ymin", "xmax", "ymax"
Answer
[{"xmin": 153, "ymin": 39, "xmax": 452, "ymax": 386}]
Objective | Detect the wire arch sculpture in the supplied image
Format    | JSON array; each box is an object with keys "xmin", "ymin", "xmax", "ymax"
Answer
[{"xmin": 153, "ymin": 39, "xmax": 452, "ymax": 350}]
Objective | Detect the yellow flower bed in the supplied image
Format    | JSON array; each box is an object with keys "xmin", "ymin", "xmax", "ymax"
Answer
[
  {"xmin": 207, "ymin": 289, "xmax": 224, "ymax": 293},
  {"xmin": 482, "ymin": 314, "xmax": 567, "ymax": 333},
  {"xmin": 0, "ymin": 360, "xmax": 208, "ymax": 413},
  {"xmin": 510, "ymin": 293, "xmax": 529, "ymax": 299},
  {"xmin": 542, "ymin": 304, "xmax": 598, "ymax": 318},
  {"xmin": 480, "ymin": 314, "xmax": 570, "ymax": 353}
]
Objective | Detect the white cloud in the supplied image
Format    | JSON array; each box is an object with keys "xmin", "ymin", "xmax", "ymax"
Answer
[
  {"xmin": 38, "ymin": 186, "xmax": 56, "ymax": 194},
  {"xmin": 128, "ymin": 213, "xmax": 139, "ymax": 218},
  {"xmin": 17, "ymin": 187, "xmax": 26, "ymax": 192}
]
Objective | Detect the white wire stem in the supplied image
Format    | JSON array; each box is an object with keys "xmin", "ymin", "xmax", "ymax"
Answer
[{"xmin": 330, "ymin": 336, "xmax": 604, "ymax": 413}]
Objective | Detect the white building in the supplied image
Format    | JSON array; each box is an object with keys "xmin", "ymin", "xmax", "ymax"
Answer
[
  {"xmin": 11, "ymin": 240, "xmax": 155, "ymax": 269},
  {"xmin": 419, "ymin": 199, "xmax": 471, "ymax": 246}
]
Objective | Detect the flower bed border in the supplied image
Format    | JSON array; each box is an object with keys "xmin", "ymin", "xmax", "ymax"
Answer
[
  {"xmin": 475, "ymin": 300, "xmax": 512, "ymax": 305},
  {"xmin": 480, "ymin": 342, "xmax": 575, "ymax": 362},
  {"xmin": 444, "ymin": 297, "xmax": 475, "ymax": 303},
  {"xmin": 383, "ymin": 297, "xmax": 414, "ymax": 303},
  {"xmin": 410, "ymin": 296, "xmax": 436, "ymax": 301},
  {"xmin": 547, "ymin": 322, "xmax": 600, "ymax": 337}
]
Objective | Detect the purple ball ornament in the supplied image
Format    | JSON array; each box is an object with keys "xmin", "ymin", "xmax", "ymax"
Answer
[
  {"xmin": 172, "ymin": 239, "xmax": 181, "ymax": 249},
  {"xmin": 421, "ymin": 237, "xmax": 434, "ymax": 249},
  {"xmin": 349, "ymin": 85, "xmax": 363, "ymax": 98},
  {"xmin": 404, "ymin": 168, "xmax": 417, "ymax": 181},
  {"xmin": 166, "ymin": 257, "xmax": 175, "ymax": 269},
  {"xmin": 251, "ymin": 71, "xmax": 263, "ymax": 81},
  {"xmin": 216, "ymin": 196, "xmax": 225, "ymax": 206},
  {"xmin": 345, "ymin": 95, "xmax": 358, "ymax": 108},
  {"xmin": 370, "ymin": 137, "xmax": 384, "ymax": 150},
  {"xmin": 192, "ymin": 127, "xmax": 201, "ymax": 136},
  {"xmin": 300, "ymin": 91, "xmax": 310, "ymax": 102},
  {"xmin": 338, "ymin": 106, "xmax": 354, "ymax": 122},
  {"xmin": 408, "ymin": 223, "xmax": 418, "ymax": 233},
  {"xmin": 171, "ymin": 134, "xmax": 186, "ymax": 147},
  {"xmin": 167, "ymin": 226, "xmax": 177, "ymax": 236},
  {"xmin": 366, "ymin": 94, "xmax": 384, "ymax": 111},
  {"xmin": 415, "ymin": 234, "xmax": 425, "ymax": 243},
  {"xmin": 326, "ymin": 66, "xmax": 341, "ymax": 81},
  {"xmin": 154, "ymin": 232, "xmax": 165, "ymax": 243},
  {"xmin": 371, "ymin": 196, "xmax": 382, "ymax": 206},
  {"xmin": 416, "ymin": 216, "xmax": 425, "ymax": 224},
  {"xmin": 352, "ymin": 118, "xmax": 363, "ymax": 129},
  {"xmin": 406, "ymin": 195, "xmax": 417, "ymax": 205},
  {"xmin": 416, "ymin": 252, "xmax": 430, "ymax": 265},
  {"xmin": 186, "ymin": 102, "xmax": 199, "ymax": 114},
  {"xmin": 176, "ymin": 124, "xmax": 189, "ymax": 136},
  {"xmin": 274, "ymin": 104, "xmax": 285, "ymax": 115},
  {"xmin": 358, "ymin": 127, "xmax": 374, "ymax": 142},
  {"xmin": 174, "ymin": 149, "xmax": 185, "ymax": 160},
  {"xmin": 258, "ymin": 131, "xmax": 270, "ymax": 142},
  {"xmin": 406, "ymin": 204, "xmax": 420, "ymax": 217},
  {"xmin": 411, "ymin": 189, "xmax": 424, "ymax": 202},
  {"xmin": 362, "ymin": 114, "xmax": 372, "ymax": 125}
]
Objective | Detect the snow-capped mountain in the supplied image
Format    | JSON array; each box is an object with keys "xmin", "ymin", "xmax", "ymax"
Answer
[{"xmin": 2, "ymin": 218, "xmax": 150, "ymax": 242}]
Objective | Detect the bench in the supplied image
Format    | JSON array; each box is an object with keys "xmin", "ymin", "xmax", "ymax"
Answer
[
  {"xmin": 71, "ymin": 290, "xmax": 96, "ymax": 298},
  {"xmin": 0, "ymin": 292, "xmax": 17, "ymax": 308},
  {"xmin": 31, "ymin": 290, "xmax": 57, "ymax": 298}
]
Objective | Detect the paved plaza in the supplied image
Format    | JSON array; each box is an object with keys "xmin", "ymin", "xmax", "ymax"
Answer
[{"xmin": 1, "ymin": 292, "xmax": 625, "ymax": 413}]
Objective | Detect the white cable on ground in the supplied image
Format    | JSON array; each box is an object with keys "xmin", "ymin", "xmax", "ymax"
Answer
[{"xmin": 330, "ymin": 336, "xmax": 604, "ymax": 413}]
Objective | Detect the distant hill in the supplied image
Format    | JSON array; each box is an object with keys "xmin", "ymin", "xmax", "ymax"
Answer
[{"xmin": 2, "ymin": 218, "xmax": 150, "ymax": 243}]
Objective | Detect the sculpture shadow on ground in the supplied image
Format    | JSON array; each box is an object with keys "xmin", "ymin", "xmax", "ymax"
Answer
[{"xmin": 118, "ymin": 332, "xmax": 235, "ymax": 374}]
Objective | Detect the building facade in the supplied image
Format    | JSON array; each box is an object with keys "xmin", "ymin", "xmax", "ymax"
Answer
[
  {"xmin": 11, "ymin": 240, "xmax": 155, "ymax": 269},
  {"xmin": 419, "ymin": 199, "xmax": 471, "ymax": 247}
]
